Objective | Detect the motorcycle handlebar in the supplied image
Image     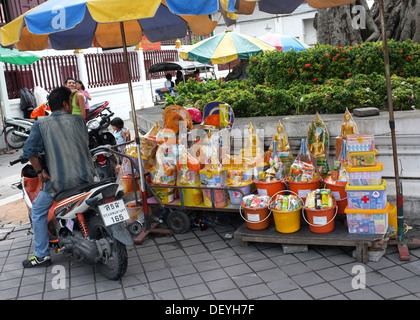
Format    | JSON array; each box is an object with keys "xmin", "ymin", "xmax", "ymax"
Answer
[{"xmin": 10, "ymin": 157, "xmax": 28, "ymax": 166}]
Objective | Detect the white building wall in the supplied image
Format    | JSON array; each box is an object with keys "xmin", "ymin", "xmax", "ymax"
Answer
[{"xmin": 214, "ymin": 4, "xmax": 317, "ymax": 46}]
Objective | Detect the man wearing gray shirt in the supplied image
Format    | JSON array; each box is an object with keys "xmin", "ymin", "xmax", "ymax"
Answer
[{"xmin": 21, "ymin": 86, "xmax": 96, "ymax": 268}]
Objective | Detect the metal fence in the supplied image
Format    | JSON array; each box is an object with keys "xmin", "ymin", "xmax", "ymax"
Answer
[
  {"xmin": 84, "ymin": 51, "xmax": 140, "ymax": 88},
  {"xmin": 3, "ymin": 49, "xmax": 239, "ymax": 99},
  {"xmin": 143, "ymin": 49, "xmax": 179, "ymax": 80},
  {"xmin": 4, "ymin": 54, "xmax": 79, "ymax": 99}
]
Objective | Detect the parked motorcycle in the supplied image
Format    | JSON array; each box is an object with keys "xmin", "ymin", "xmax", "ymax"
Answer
[
  {"xmin": 10, "ymin": 156, "xmax": 135, "ymax": 280},
  {"xmin": 87, "ymin": 105, "xmax": 118, "ymax": 180},
  {"xmin": 86, "ymin": 101, "xmax": 110, "ymax": 122},
  {"xmin": 2, "ymin": 116, "xmax": 34, "ymax": 149}
]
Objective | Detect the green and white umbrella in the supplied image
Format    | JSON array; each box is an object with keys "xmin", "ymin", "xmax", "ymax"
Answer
[
  {"xmin": 0, "ymin": 47, "xmax": 41, "ymax": 65},
  {"xmin": 180, "ymin": 30, "xmax": 276, "ymax": 65}
]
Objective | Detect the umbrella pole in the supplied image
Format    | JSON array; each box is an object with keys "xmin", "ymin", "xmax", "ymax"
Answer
[
  {"xmin": 378, "ymin": 0, "xmax": 409, "ymax": 259},
  {"xmin": 119, "ymin": 22, "xmax": 173, "ymax": 243}
]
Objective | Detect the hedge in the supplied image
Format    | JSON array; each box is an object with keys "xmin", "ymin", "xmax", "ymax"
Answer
[{"xmin": 166, "ymin": 39, "xmax": 420, "ymax": 117}]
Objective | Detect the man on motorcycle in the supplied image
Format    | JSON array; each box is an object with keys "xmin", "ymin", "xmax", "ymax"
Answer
[{"xmin": 21, "ymin": 86, "xmax": 96, "ymax": 268}]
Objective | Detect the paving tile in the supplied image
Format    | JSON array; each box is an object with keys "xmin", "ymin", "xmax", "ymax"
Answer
[
  {"xmin": 123, "ymin": 284, "xmax": 152, "ymax": 299},
  {"xmin": 395, "ymin": 276, "xmax": 420, "ymax": 294},
  {"xmin": 194, "ymin": 259, "xmax": 220, "ymax": 272},
  {"xmin": 247, "ymin": 258, "xmax": 277, "ymax": 272},
  {"xmin": 330, "ymin": 276, "xmax": 357, "ymax": 294},
  {"xmin": 401, "ymin": 260, "xmax": 420, "ymax": 275},
  {"xmin": 97, "ymin": 288, "xmax": 125, "ymax": 300},
  {"xmin": 210, "ymin": 247, "xmax": 236, "ymax": 259},
  {"xmin": 204, "ymin": 240, "xmax": 229, "ymax": 251},
  {"xmin": 149, "ymin": 278, "xmax": 177, "ymax": 293},
  {"xmin": 270, "ymin": 253, "xmax": 300, "ymax": 267},
  {"xmin": 345, "ymin": 288, "xmax": 384, "ymax": 300},
  {"xmin": 304, "ymin": 257, "xmax": 335, "ymax": 271},
  {"xmin": 214, "ymin": 288, "xmax": 246, "ymax": 300},
  {"xmin": 257, "ymin": 267, "xmax": 288, "ymax": 282},
  {"xmin": 180, "ymin": 283, "xmax": 211, "ymax": 299},
  {"xmin": 266, "ymin": 278, "xmax": 300, "ymax": 294},
  {"xmin": 293, "ymin": 249, "xmax": 322, "ymax": 261},
  {"xmin": 280, "ymin": 262, "xmax": 311, "ymax": 277},
  {"xmin": 170, "ymin": 264, "xmax": 197, "ymax": 277},
  {"xmin": 154, "ymin": 288, "xmax": 184, "ymax": 300},
  {"xmin": 175, "ymin": 273, "xmax": 203, "ymax": 288},
  {"xmin": 241, "ymin": 283, "xmax": 273, "ymax": 299},
  {"xmin": 316, "ymin": 266, "xmax": 349, "ymax": 282},
  {"xmin": 377, "ymin": 265, "xmax": 416, "ymax": 281},
  {"xmin": 232, "ymin": 272, "xmax": 263, "ymax": 288},
  {"xmin": 43, "ymin": 288, "xmax": 69, "ymax": 300},
  {"xmin": 224, "ymin": 263, "xmax": 253, "ymax": 277},
  {"xmin": 18, "ymin": 282, "xmax": 44, "ymax": 298},
  {"xmin": 303, "ymin": 282, "xmax": 340, "ymax": 299},
  {"xmin": 142, "ymin": 259, "xmax": 167, "ymax": 272},
  {"xmin": 326, "ymin": 253, "xmax": 355, "ymax": 265},
  {"xmin": 207, "ymin": 278, "xmax": 237, "ymax": 293},
  {"xmin": 277, "ymin": 288, "xmax": 313, "ymax": 300},
  {"xmin": 291, "ymin": 271, "xmax": 324, "ymax": 287},
  {"xmin": 0, "ymin": 287, "xmax": 19, "ymax": 300},
  {"xmin": 95, "ymin": 279, "xmax": 123, "ymax": 293},
  {"xmin": 70, "ymin": 283, "xmax": 96, "ymax": 299},
  {"xmin": 200, "ymin": 268, "xmax": 228, "ymax": 282},
  {"xmin": 165, "ymin": 256, "xmax": 191, "ymax": 268},
  {"xmin": 370, "ymin": 282, "xmax": 410, "ymax": 299},
  {"xmin": 216, "ymin": 255, "xmax": 243, "ymax": 267}
]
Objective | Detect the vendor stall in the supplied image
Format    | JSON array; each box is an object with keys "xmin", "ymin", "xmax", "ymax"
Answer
[{"xmin": 122, "ymin": 105, "xmax": 394, "ymax": 261}]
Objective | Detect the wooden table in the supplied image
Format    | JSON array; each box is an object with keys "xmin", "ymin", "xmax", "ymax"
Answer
[{"xmin": 234, "ymin": 222, "xmax": 385, "ymax": 263}]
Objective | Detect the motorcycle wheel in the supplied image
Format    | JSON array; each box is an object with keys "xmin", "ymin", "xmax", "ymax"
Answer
[
  {"xmin": 5, "ymin": 127, "xmax": 26, "ymax": 149},
  {"xmin": 88, "ymin": 215, "xmax": 128, "ymax": 280}
]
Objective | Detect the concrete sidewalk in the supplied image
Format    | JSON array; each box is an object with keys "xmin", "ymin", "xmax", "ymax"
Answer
[
  {"xmin": 1, "ymin": 211, "xmax": 420, "ymax": 301},
  {"xmin": 1, "ymin": 118, "xmax": 420, "ymax": 303}
]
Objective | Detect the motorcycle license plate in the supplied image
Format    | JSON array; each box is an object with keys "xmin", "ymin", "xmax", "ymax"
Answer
[{"xmin": 98, "ymin": 200, "xmax": 130, "ymax": 226}]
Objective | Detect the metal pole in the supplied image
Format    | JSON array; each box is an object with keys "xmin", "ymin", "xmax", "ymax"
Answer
[
  {"xmin": 120, "ymin": 22, "xmax": 150, "ymax": 224},
  {"xmin": 378, "ymin": 0, "xmax": 403, "ymax": 242}
]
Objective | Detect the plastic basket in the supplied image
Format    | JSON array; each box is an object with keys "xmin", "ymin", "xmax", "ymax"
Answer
[
  {"xmin": 346, "ymin": 162, "xmax": 383, "ymax": 186},
  {"xmin": 345, "ymin": 179, "xmax": 387, "ymax": 210}
]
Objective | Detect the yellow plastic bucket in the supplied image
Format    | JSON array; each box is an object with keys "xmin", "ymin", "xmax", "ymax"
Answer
[
  {"xmin": 181, "ymin": 188, "xmax": 203, "ymax": 206},
  {"xmin": 388, "ymin": 203, "xmax": 398, "ymax": 238},
  {"xmin": 152, "ymin": 186, "xmax": 175, "ymax": 204},
  {"xmin": 272, "ymin": 207, "xmax": 301, "ymax": 233}
]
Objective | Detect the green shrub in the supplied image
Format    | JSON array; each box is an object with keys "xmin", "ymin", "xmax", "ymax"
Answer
[{"xmin": 166, "ymin": 40, "xmax": 420, "ymax": 115}]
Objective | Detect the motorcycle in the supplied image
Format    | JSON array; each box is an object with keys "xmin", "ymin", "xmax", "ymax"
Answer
[
  {"xmin": 30, "ymin": 100, "xmax": 110, "ymax": 122},
  {"xmin": 2, "ymin": 116, "xmax": 34, "ymax": 149},
  {"xmin": 86, "ymin": 101, "xmax": 110, "ymax": 122},
  {"xmin": 1, "ymin": 101, "xmax": 110, "ymax": 150},
  {"xmin": 10, "ymin": 156, "xmax": 135, "ymax": 280},
  {"xmin": 87, "ymin": 105, "xmax": 118, "ymax": 180}
]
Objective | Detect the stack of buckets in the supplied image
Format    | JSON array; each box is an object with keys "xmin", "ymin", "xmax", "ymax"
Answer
[{"xmin": 343, "ymin": 134, "xmax": 394, "ymax": 235}]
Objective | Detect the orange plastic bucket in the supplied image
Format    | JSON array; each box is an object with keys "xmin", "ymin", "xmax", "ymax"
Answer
[
  {"xmin": 254, "ymin": 178, "xmax": 285, "ymax": 198},
  {"xmin": 303, "ymin": 203, "xmax": 337, "ymax": 234},
  {"xmin": 324, "ymin": 176, "xmax": 347, "ymax": 215},
  {"xmin": 240, "ymin": 206, "xmax": 271, "ymax": 230},
  {"xmin": 286, "ymin": 178, "xmax": 322, "ymax": 201}
]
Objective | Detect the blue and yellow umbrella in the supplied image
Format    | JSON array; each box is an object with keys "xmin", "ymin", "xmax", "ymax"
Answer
[{"xmin": 1, "ymin": 0, "xmax": 217, "ymax": 51}]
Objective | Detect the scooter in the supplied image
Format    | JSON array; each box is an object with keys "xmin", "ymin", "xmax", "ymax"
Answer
[
  {"xmin": 10, "ymin": 156, "xmax": 135, "ymax": 280},
  {"xmin": 2, "ymin": 116, "xmax": 34, "ymax": 149},
  {"xmin": 87, "ymin": 105, "xmax": 118, "ymax": 180}
]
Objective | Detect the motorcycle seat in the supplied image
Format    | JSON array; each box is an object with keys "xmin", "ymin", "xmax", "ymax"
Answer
[
  {"xmin": 89, "ymin": 101, "xmax": 108, "ymax": 112},
  {"xmin": 54, "ymin": 178, "xmax": 116, "ymax": 202}
]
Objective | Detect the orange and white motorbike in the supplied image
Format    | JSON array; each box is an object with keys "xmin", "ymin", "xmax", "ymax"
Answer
[{"xmin": 10, "ymin": 156, "xmax": 135, "ymax": 280}]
